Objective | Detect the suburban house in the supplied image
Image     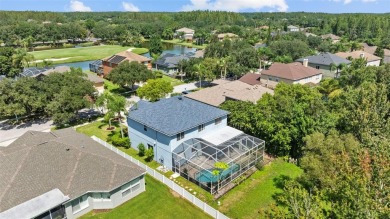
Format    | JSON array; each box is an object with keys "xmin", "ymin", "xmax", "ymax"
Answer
[
  {"xmin": 296, "ymin": 52, "xmax": 351, "ymax": 78},
  {"xmin": 217, "ymin": 33, "xmax": 238, "ymax": 41},
  {"xmin": 0, "ymin": 128, "xmax": 145, "ymax": 219},
  {"xmin": 154, "ymin": 53, "xmax": 190, "ymax": 75},
  {"xmin": 239, "ymin": 73, "xmax": 261, "ymax": 85},
  {"xmin": 287, "ymin": 25, "xmax": 299, "ymax": 32},
  {"xmin": 175, "ymin": 27, "xmax": 195, "ymax": 41},
  {"xmin": 20, "ymin": 66, "xmax": 105, "ymax": 92},
  {"xmin": 154, "ymin": 51, "xmax": 204, "ymax": 75},
  {"xmin": 335, "ymin": 51, "xmax": 382, "ymax": 66},
  {"xmin": 321, "ymin": 34, "xmax": 341, "ymax": 44},
  {"xmin": 102, "ymin": 50, "xmax": 152, "ymax": 77},
  {"xmin": 185, "ymin": 80, "xmax": 273, "ymax": 107},
  {"xmin": 305, "ymin": 32, "xmax": 317, "ymax": 37},
  {"xmin": 86, "ymin": 73, "xmax": 105, "ymax": 93},
  {"xmin": 260, "ymin": 62, "xmax": 322, "ymax": 88},
  {"xmin": 127, "ymin": 96, "xmax": 265, "ymax": 194},
  {"xmin": 361, "ymin": 43, "xmax": 390, "ymax": 64}
]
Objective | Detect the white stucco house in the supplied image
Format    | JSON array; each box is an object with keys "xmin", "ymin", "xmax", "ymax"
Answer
[
  {"xmin": 260, "ymin": 62, "xmax": 323, "ymax": 88},
  {"xmin": 336, "ymin": 50, "xmax": 382, "ymax": 66}
]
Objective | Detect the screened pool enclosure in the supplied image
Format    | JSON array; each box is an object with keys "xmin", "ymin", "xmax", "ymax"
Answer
[{"xmin": 172, "ymin": 133, "xmax": 265, "ymax": 194}]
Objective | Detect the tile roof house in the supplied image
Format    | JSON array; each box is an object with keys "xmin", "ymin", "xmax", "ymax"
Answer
[
  {"xmin": 296, "ymin": 52, "xmax": 351, "ymax": 78},
  {"xmin": 260, "ymin": 62, "xmax": 322, "ymax": 89},
  {"xmin": 185, "ymin": 80, "xmax": 273, "ymax": 106},
  {"xmin": 361, "ymin": 43, "xmax": 390, "ymax": 64},
  {"xmin": 321, "ymin": 34, "xmax": 341, "ymax": 43},
  {"xmin": 287, "ymin": 25, "xmax": 299, "ymax": 32},
  {"xmin": 217, "ymin": 33, "xmax": 238, "ymax": 41},
  {"xmin": 102, "ymin": 50, "xmax": 151, "ymax": 77},
  {"xmin": 336, "ymin": 50, "xmax": 382, "ymax": 66},
  {"xmin": 239, "ymin": 73, "xmax": 261, "ymax": 85},
  {"xmin": 0, "ymin": 128, "xmax": 145, "ymax": 219},
  {"xmin": 127, "ymin": 96, "xmax": 265, "ymax": 194},
  {"xmin": 175, "ymin": 27, "xmax": 195, "ymax": 41}
]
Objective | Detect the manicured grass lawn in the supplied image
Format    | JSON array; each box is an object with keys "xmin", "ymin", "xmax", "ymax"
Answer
[
  {"xmin": 218, "ymin": 158, "xmax": 303, "ymax": 219},
  {"xmin": 76, "ymin": 120, "xmax": 124, "ymax": 143},
  {"xmin": 162, "ymin": 39, "xmax": 207, "ymax": 49},
  {"xmin": 30, "ymin": 45, "xmax": 149, "ymax": 64},
  {"xmin": 80, "ymin": 175, "xmax": 212, "ymax": 219},
  {"xmin": 161, "ymin": 75, "xmax": 184, "ymax": 87}
]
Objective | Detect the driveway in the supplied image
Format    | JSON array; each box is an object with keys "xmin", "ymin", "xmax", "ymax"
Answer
[{"xmin": 173, "ymin": 82, "xmax": 198, "ymax": 94}]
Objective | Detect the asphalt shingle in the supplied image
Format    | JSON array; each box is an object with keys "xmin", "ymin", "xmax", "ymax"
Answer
[{"xmin": 128, "ymin": 97, "xmax": 229, "ymax": 136}]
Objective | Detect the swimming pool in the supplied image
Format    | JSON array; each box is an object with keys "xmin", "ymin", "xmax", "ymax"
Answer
[{"xmin": 196, "ymin": 163, "xmax": 240, "ymax": 183}]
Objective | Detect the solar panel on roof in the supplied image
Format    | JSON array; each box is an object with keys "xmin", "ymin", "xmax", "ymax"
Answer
[{"xmin": 107, "ymin": 55, "xmax": 126, "ymax": 64}]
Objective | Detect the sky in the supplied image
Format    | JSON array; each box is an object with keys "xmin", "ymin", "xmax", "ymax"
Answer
[{"xmin": 0, "ymin": 0, "xmax": 388, "ymax": 13}]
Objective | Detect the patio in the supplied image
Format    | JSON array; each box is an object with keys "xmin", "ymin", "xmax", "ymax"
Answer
[{"xmin": 172, "ymin": 128, "xmax": 265, "ymax": 195}]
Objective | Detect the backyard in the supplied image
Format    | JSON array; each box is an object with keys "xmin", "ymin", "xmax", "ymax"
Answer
[
  {"xmin": 218, "ymin": 159, "xmax": 303, "ymax": 218},
  {"xmin": 29, "ymin": 45, "xmax": 149, "ymax": 64},
  {"xmin": 76, "ymin": 120, "xmax": 303, "ymax": 218},
  {"xmin": 80, "ymin": 175, "xmax": 212, "ymax": 219}
]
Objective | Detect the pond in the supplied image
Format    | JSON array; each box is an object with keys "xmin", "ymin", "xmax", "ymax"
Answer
[{"xmin": 55, "ymin": 43, "xmax": 197, "ymax": 69}]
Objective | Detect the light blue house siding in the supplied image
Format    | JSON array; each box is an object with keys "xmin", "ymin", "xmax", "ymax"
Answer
[{"xmin": 128, "ymin": 115, "xmax": 227, "ymax": 169}]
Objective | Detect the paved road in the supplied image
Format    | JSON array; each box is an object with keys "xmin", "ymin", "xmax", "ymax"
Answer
[{"xmin": 0, "ymin": 119, "xmax": 53, "ymax": 146}]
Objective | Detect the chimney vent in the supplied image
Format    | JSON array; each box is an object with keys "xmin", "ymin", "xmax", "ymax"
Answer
[
  {"xmin": 360, "ymin": 53, "xmax": 365, "ymax": 58},
  {"xmin": 303, "ymin": 59, "xmax": 309, "ymax": 67}
]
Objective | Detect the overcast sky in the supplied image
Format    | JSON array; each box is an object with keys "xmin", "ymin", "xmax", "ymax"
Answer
[{"xmin": 0, "ymin": 0, "xmax": 388, "ymax": 13}]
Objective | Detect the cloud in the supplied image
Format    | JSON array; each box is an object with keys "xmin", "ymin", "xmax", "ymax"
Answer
[
  {"xmin": 182, "ymin": 0, "xmax": 288, "ymax": 12},
  {"xmin": 330, "ymin": 0, "xmax": 376, "ymax": 4},
  {"xmin": 69, "ymin": 0, "xmax": 92, "ymax": 11},
  {"xmin": 122, "ymin": 2, "xmax": 140, "ymax": 12}
]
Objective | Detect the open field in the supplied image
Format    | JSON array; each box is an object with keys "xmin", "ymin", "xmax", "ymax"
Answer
[
  {"xmin": 29, "ymin": 45, "xmax": 149, "ymax": 64},
  {"xmin": 218, "ymin": 158, "xmax": 303, "ymax": 218},
  {"xmin": 80, "ymin": 175, "xmax": 212, "ymax": 219}
]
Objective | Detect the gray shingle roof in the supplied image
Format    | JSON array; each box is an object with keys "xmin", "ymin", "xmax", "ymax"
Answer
[
  {"xmin": 128, "ymin": 96, "xmax": 229, "ymax": 136},
  {"xmin": 0, "ymin": 128, "xmax": 145, "ymax": 212},
  {"xmin": 296, "ymin": 52, "xmax": 351, "ymax": 66},
  {"xmin": 155, "ymin": 53, "xmax": 191, "ymax": 69}
]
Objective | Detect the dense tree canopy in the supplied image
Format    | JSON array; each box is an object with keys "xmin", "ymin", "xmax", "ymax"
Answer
[
  {"xmin": 136, "ymin": 78, "xmax": 173, "ymax": 102},
  {"xmin": 107, "ymin": 61, "xmax": 154, "ymax": 89}
]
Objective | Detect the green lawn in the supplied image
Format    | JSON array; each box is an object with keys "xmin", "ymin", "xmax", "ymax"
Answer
[
  {"xmin": 29, "ymin": 45, "xmax": 149, "ymax": 64},
  {"xmin": 76, "ymin": 120, "xmax": 125, "ymax": 143},
  {"xmin": 80, "ymin": 175, "xmax": 212, "ymax": 219},
  {"xmin": 161, "ymin": 75, "xmax": 184, "ymax": 87},
  {"xmin": 218, "ymin": 159, "xmax": 303, "ymax": 219},
  {"xmin": 162, "ymin": 39, "xmax": 207, "ymax": 49}
]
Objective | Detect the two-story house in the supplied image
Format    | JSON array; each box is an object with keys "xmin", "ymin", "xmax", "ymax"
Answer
[
  {"xmin": 127, "ymin": 96, "xmax": 265, "ymax": 194},
  {"xmin": 175, "ymin": 27, "xmax": 195, "ymax": 41},
  {"xmin": 101, "ymin": 50, "xmax": 152, "ymax": 77}
]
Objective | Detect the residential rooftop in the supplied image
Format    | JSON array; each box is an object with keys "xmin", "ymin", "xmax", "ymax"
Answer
[
  {"xmin": 335, "ymin": 50, "xmax": 382, "ymax": 62},
  {"xmin": 239, "ymin": 73, "xmax": 261, "ymax": 85},
  {"xmin": 321, "ymin": 33, "xmax": 341, "ymax": 40},
  {"xmin": 296, "ymin": 52, "xmax": 351, "ymax": 66},
  {"xmin": 128, "ymin": 96, "xmax": 229, "ymax": 136},
  {"xmin": 0, "ymin": 128, "xmax": 145, "ymax": 213},
  {"xmin": 185, "ymin": 80, "xmax": 273, "ymax": 106},
  {"xmin": 103, "ymin": 50, "xmax": 151, "ymax": 64},
  {"xmin": 261, "ymin": 62, "xmax": 321, "ymax": 81}
]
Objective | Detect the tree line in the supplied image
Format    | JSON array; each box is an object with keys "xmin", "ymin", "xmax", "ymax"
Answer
[{"xmin": 221, "ymin": 61, "xmax": 390, "ymax": 218}]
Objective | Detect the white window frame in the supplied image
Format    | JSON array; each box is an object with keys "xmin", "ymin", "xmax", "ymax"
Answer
[
  {"xmin": 122, "ymin": 181, "xmax": 141, "ymax": 197},
  {"xmin": 93, "ymin": 193, "xmax": 110, "ymax": 202}
]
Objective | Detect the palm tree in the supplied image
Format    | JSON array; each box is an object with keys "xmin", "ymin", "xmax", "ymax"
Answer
[
  {"xmin": 217, "ymin": 57, "xmax": 229, "ymax": 79},
  {"xmin": 193, "ymin": 63, "xmax": 205, "ymax": 88}
]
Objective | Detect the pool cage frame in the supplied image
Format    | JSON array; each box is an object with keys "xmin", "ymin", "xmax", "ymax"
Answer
[{"xmin": 172, "ymin": 134, "xmax": 265, "ymax": 195}]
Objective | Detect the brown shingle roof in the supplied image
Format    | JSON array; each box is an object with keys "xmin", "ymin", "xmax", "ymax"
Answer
[
  {"xmin": 103, "ymin": 50, "xmax": 151, "ymax": 63},
  {"xmin": 239, "ymin": 73, "xmax": 261, "ymax": 85},
  {"xmin": 335, "ymin": 50, "xmax": 381, "ymax": 62},
  {"xmin": 0, "ymin": 128, "xmax": 145, "ymax": 212},
  {"xmin": 217, "ymin": 33, "xmax": 238, "ymax": 39},
  {"xmin": 361, "ymin": 43, "xmax": 377, "ymax": 55},
  {"xmin": 186, "ymin": 80, "xmax": 273, "ymax": 106},
  {"xmin": 321, "ymin": 34, "xmax": 340, "ymax": 40},
  {"xmin": 262, "ymin": 62, "xmax": 321, "ymax": 81}
]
